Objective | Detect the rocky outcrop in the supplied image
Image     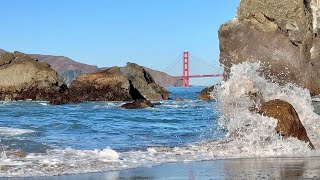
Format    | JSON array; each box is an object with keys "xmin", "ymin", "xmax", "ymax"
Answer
[
  {"xmin": 219, "ymin": 0, "xmax": 320, "ymax": 95},
  {"xmin": 199, "ymin": 85, "xmax": 215, "ymax": 100},
  {"xmin": 0, "ymin": 52, "xmax": 67, "ymax": 101},
  {"xmin": 33, "ymin": 53, "xmax": 181, "ymax": 87},
  {"xmin": 121, "ymin": 99, "xmax": 155, "ymax": 109},
  {"xmin": 67, "ymin": 66, "xmax": 133, "ymax": 102},
  {"xmin": 120, "ymin": 63, "xmax": 169, "ymax": 100},
  {"xmin": 258, "ymin": 99, "xmax": 314, "ymax": 149},
  {"xmin": 54, "ymin": 63, "xmax": 169, "ymax": 104},
  {"xmin": 1, "ymin": 49, "xmax": 182, "ymax": 87}
]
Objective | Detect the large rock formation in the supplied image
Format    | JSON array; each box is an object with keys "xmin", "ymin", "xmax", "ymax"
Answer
[
  {"xmin": 219, "ymin": 0, "xmax": 320, "ymax": 95},
  {"xmin": 1, "ymin": 49, "xmax": 181, "ymax": 88},
  {"xmin": 0, "ymin": 52, "xmax": 67, "ymax": 101},
  {"xmin": 120, "ymin": 63, "xmax": 169, "ymax": 100},
  {"xmin": 61, "ymin": 63, "xmax": 169, "ymax": 103},
  {"xmin": 33, "ymin": 53, "xmax": 181, "ymax": 87},
  {"xmin": 258, "ymin": 99, "xmax": 314, "ymax": 149}
]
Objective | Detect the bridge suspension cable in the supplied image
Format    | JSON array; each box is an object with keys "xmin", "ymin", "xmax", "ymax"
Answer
[
  {"xmin": 163, "ymin": 51, "xmax": 222, "ymax": 87},
  {"xmin": 162, "ymin": 53, "xmax": 183, "ymax": 73},
  {"xmin": 189, "ymin": 53, "xmax": 219, "ymax": 70}
]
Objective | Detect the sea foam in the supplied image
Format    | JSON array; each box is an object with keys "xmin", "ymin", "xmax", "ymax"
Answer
[
  {"xmin": 0, "ymin": 127, "xmax": 35, "ymax": 136},
  {"xmin": 214, "ymin": 62, "xmax": 320, "ymax": 152},
  {"xmin": 1, "ymin": 62, "xmax": 320, "ymax": 177}
]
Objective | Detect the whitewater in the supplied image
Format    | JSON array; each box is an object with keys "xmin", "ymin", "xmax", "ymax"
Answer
[{"xmin": 1, "ymin": 62, "xmax": 320, "ymax": 177}]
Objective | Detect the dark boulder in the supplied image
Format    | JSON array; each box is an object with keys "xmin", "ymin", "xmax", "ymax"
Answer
[
  {"xmin": 199, "ymin": 85, "xmax": 215, "ymax": 100},
  {"xmin": 121, "ymin": 99, "xmax": 155, "ymax": 109},
  {"xmin": 258, "ymin": 99, "xmax": 314, "ymax": 149},
  {"xmin": 175, "ymin": 97, "xmax": 184, "ymax": 101}
]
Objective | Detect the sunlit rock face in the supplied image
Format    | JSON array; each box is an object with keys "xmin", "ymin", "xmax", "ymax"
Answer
[
  {"xmin": 50, "ymin": 63, "xmax": 169, "ymax": 105},
  {"xmin": 258, "ymin": 99, "xmax": 315, "ymax": 149},
  {"xmin": 0, "ymin": 51, "xmax": 67, "ymax": 101},
  {"xmin": 219, "ymin": 0, "xmax": 320, "ymax": 95}
]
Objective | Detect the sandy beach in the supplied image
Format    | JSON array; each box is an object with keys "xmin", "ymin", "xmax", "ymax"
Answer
[{"xmin": 3, "ymin": 157, "xmax": 320, "ymax": 180}]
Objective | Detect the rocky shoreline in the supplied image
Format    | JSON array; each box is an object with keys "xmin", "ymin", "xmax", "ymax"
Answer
[{"xmin": 0, "ymin": 52, "xmax": 168, "ymax": 105}]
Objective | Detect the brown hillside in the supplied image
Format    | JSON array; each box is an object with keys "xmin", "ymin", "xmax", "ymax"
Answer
[
  {"xmin": 32, "ymin": 54, "xmax": 98, "ymax": 73},
  {"xmin": 144, "ymin": 67, "xmax": 182, "ymax": 87},
  {"xmin": 0, "ymin": 49, "xmax": 7, "ymax": 54}
]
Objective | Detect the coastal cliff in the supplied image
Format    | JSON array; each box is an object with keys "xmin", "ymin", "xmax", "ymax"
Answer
[{"xmin": 219, "ymin": 0, "xmax": 320, "ymax": 95}]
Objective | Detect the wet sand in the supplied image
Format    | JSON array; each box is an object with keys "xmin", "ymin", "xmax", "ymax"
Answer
[{"xmin": 4, "ymin": 157, "xmax": 320, "ymax": 180}]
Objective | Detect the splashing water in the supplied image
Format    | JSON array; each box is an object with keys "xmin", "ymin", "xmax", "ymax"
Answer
[
  {"xmin": 1, "ymin": 62, "xmax": 320, "ymax": 177},
  {"xmin": 213, "ymin": 62, "xmax": 320, "ymax": 155}
]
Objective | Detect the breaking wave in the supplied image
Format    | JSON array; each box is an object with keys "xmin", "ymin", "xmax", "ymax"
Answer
[{"xmin": 1, "ymin": 62, "xmax": 320, "ymax": 177}]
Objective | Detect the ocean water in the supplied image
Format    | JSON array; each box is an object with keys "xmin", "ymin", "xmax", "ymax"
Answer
[{"xmin": 1, "ymin": 62, "xmax": 320, "ymax": 177}]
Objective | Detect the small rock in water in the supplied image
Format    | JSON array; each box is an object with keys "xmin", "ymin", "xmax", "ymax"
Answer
[
  {"xmin": 199, "ymin": 85, "xmax": 215, "ymax": 100},
  {"xmin": 1, "ymin": 150, "xmax": 27, "ymax": 158},
  {"xmin": 258, "ymin": 99, "xmax": 315, "ymax": 149},
  {"xmin": 121, "ymin": 99, "xmax": 155, "ymax": 109},
  {"xmin": 175, "ymin": 97, "xmax": 184, "ymax": 101}
]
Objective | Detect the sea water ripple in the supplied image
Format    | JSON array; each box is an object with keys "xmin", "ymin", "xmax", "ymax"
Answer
[{"xmin": 1, "ymin": 64, "xmax": 320, "ymax": 177}]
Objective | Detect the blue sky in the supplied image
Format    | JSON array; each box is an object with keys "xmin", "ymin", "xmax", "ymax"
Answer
[{"xmin": 0, "ymin": 0, "xmax": 239, "ymax": 85}]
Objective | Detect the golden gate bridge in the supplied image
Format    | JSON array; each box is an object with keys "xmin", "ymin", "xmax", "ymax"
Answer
[{"xmin": 164, "ymin": 51, "xmax": 223, "ymax": 87}]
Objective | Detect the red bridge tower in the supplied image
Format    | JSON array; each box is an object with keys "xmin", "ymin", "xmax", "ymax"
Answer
[{"xmin": 182, "ymin": 51, "xmax": 189, "ymax": 87}]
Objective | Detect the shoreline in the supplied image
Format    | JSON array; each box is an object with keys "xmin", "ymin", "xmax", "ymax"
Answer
[{"xmin": 4, "ymin": 157, "xmax": 320, "ymax": 179}]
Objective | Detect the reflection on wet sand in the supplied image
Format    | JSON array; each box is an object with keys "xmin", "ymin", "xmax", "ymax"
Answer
[
  {"xmin": 221, "ymin": 158, "xmax": 307, "ymax": 179},
  {"xmin": 4, "ymin": 158, "xmax": 320, "ymax": 180}
]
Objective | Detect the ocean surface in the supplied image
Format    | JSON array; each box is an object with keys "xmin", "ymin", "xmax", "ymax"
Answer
[{"xmin": 1, "ymin": 62, "xmax": 320, "ymax": 177}]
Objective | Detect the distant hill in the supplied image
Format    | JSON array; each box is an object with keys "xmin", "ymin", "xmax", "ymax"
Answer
[
  {"xmin": 144, "ymin": 67, "xmax": 182, "ymax": 87},
  {"xmin": 31, "ymin": 54, "xmax": 99, "ymax": 85},
  {"xmin": 0, "ymin": 49, "xmax": 7, "ymax": 54},
  {"xmin": 0, "ymin": 48, "xmax": 180, "ymax": 87}
]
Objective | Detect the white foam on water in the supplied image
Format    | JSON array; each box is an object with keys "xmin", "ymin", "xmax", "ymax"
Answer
[
  {"xmin": 95, "ymin": 102, "xmax": 121, "ymax": 109},
  {"xmin": 0, "ymin": 127, "xmax": 35, "ymax": 136},
  {"xmin": 213, "ymin": 62, "xmax": 320, "ymax": 153},
  {"xmin": 1, "ymin": 62, "xmax": 320, "ymax": 177},
  {"xmin": 39, "ymin": 102, "xmax": 48, "ymax": 106}
]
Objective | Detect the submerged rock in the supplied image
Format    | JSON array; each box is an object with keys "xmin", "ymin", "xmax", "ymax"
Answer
[
  {"xmin": 4, "ymin": 150, "xmax": 27, "ymax": 158},
  {"xmin": 258, "ymin": 99, "xmax": 315, "ymax": 149},
  {"xmin": 0, "ymin": 52, "xmax": 67, "ymax": 101},
  {"xmin": 175, "ymin": 97, "xmax": 184, "ymax": 101},
  {"xmin": 219, "ymin": 0, "xmax": 320, "ymax": 95},
  {"xmin": 121, "ymin": 99, "xmax": 155, "ymax": 109},
  {"xmin": 199, "ymin": 85, "xmax": 215, "ymax": 100}
]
